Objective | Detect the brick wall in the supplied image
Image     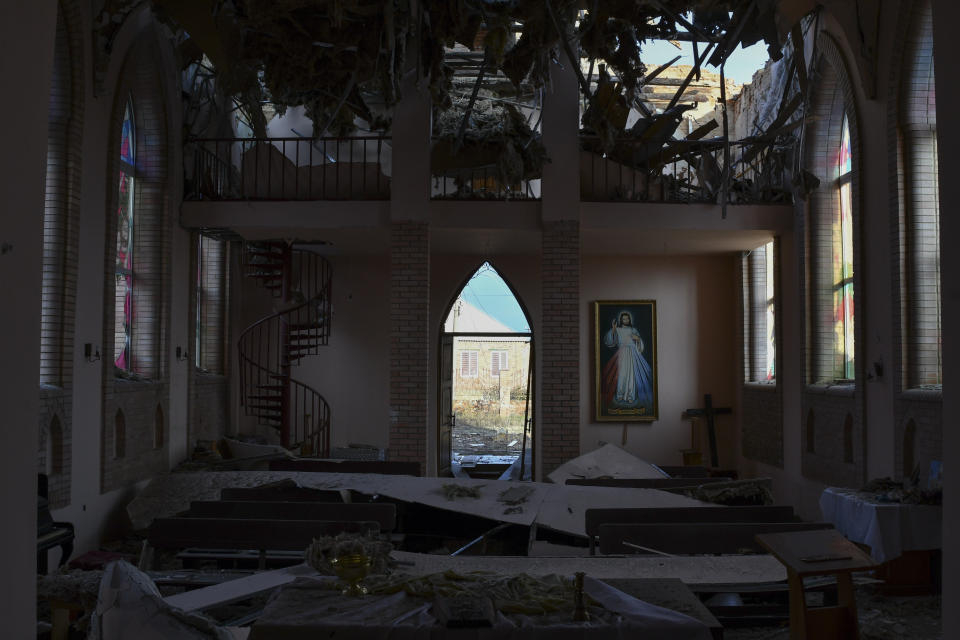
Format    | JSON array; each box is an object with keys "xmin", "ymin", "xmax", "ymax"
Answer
[
  {"xmin": 799, "ymin": 33, "xmax": 865, "ymax": 486},
  {"xmin": 189, "ymin": 373, "xmax": 230, "ymax": 444},
  {"xmin": 37, "ymin": 0, "xmax": 85, "ymax": 507},
  {"xmin": 888, "ymin": 0, "xmax": 942, "ymax": 483},
  {"xmin": 540, "ymin": 220, "xmax": 580, "ymax": 477},
  {"xmin": 101, "ymin": 381, "xmax": 170, "ymax": 491},
  {"xmin": 38, "ymin": 388, "xmax": 72, "ymax": 507},
  {"xmin": 388, "ymin": 222, "xmax": 429, "ymax": 470},
  {"xmin": 100, "ymin": 33, "xmax": 173, "ymax": 492}
]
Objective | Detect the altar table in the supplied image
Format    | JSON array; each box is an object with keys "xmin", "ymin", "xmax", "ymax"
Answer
[{"xmin": 819, "ymin": 487, "xmax": 941, "ymax": 563}]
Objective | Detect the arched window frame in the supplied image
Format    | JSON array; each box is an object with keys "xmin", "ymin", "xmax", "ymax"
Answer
[
  {"xmin": 103, "ymin": 33, "xmax": 171, "ymax": 382},
  {"xmin": 898, "ymin": 0, "xmax": 941, "ymax": 389},
  {"xmin": 803, "ymin": 33, "xmax": 861, "ymax": 386}
]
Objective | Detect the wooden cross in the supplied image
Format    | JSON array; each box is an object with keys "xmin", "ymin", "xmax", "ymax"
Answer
[{"xmin": 683, "ymin": 393, "xmax": 732, "ymax": 468}]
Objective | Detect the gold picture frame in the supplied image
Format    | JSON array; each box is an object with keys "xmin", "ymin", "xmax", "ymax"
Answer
[{"xmin": 594, "ymin": 300, "xmax": 658, "ymax": 422}]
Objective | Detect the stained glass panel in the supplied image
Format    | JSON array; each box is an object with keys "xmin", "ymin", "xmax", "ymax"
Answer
[
  {"xmin": 839, "ymin": 116, "xmax": 851, "ymax": 176},
  {"xmin": 840, "ymin": 182, "xmax": 854, "ymax": 280},
  {"xmin": 115, "ymin": 97, "xmax": 135, "ymax": 370},
  {"xmin": 120, "ymin": 101, "xmax": 135, "ymax": 166},
  {"xmin": 765, "ymin": 241, "xmax": 775, "ymax": 380}
]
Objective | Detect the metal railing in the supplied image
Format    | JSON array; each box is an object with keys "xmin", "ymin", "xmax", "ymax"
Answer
[
  {"xmin": 238, "ymin": 242, "xmax": 332, "ymax": 455},
  {"xmin": 186, "ymin": 136, "xmax": 391, "ymax": 201},
  {"xmin": 579, "ymin": 135, "xmax": 795, "ymax": 204}
]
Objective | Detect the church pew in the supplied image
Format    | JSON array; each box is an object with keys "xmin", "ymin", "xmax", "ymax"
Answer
[
  {"xmin": 585, "ymin": 505, "xmax": 796, "ymax": 555},
  {"xmin": 183, "ymin": 501, "xmax": 397, "ymax": 532},
  {"xmin": 566, "ymin": 477, "xmax": 728, "ymax": 489},
  {"xmin": 598, "ymin": 521, "xmax": 834, "ymax": 556},
  {"xmin": 268, "ymin": 459, "xmax": 422, "ymax": 476},
  {"xmin": 655, "ymin": 465, "xmax": 738, "ymax": 480},
  {"xmin": 146, "ymin": 517, "xmax": 381, "ymax": 569},
  {"xmin": 220, "ymin": 486, "xmax": 345, "ymax": 502}
]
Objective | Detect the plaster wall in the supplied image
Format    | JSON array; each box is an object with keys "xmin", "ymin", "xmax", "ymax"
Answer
[
  {"xmin": 44, "ymin": 6, "xmax": 193, "ymax": 559},
  {"xmin": 932, "ymin": 1, "xmax": 958, "ymax": 635},
  {"xmin": 580, "ymin": 254, "xmax": 739, "ymax": 469},
  {"xmin": 0, "ymin": 1, "xmax": 58, "ymax": 633},
  {"xmin": 295, "ymin": 254, "xmax": 392, "ymax": 450}
]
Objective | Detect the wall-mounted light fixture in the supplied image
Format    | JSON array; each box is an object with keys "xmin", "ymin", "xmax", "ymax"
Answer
[
  {"xmin": 84, "ymin": 343, "xmax": 100, "ymax": 363},
  {"xmin": 175, "ymin": 346, "xmax": 189, "ymax": 362}
]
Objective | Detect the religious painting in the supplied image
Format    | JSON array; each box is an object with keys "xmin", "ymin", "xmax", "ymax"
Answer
[{"xmin": 594, "ymin": 300, "xmax": 658, "ymax": 421}]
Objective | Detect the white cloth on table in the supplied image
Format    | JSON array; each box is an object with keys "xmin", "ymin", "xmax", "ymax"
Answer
[{"xmin": 819, "ymin": 487, "xmax": 941, "ymax": 563}]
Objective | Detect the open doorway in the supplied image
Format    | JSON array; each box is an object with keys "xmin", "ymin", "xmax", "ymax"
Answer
[{"xmin": 439, "ymin": 263, "xmax": 533, "ymax": 480}]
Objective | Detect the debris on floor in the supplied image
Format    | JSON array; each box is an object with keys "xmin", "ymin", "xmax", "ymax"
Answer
[
  {"xmin": 90, "ymin": 561, "xmax": 233, "ymax": 640},
  {"xmin": 442, "ymin": 483, "xmax": 485, "ymax": 500},
  {"xmin": 547, "ymin": 443, "xmax": 669, "ymax": 485},
  {"xmin": 674, "ymin": 478, "xmax": 774, "ymax": 506}
]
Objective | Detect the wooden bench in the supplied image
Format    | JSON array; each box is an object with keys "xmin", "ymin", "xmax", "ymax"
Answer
[
  {"xmin": 756, "ymin": 529, "xmax": 876, "ymax": 640},
  {"xmin": 184, "ymin": 501, "xmax": 397, "ymax": 532},
  {"xmin": 220, "ymin": 485, "xmax": 345, "ymax": 502},
  {"xmin": 268, "ymin": 459, "xmax": 421, "ymax": 476},
  {"xmin": 147, "ymin": 517, "xmax": 381, "ymax": 569},
  {"xmin": 599, "ymin": 521, "xmax": 834, "ymax": 556},
  {"xmin": 585, "ymin": 505, "xmax": 796, "ymax": 555},
  {"xmin": 566, "ymin": 477, "xmax": 728, "ymax": 489}
]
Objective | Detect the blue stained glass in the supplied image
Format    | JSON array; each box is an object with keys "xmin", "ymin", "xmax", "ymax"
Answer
[{"xmin": 120, "ymin": 100, "xmax": 135, "ymax": 166}]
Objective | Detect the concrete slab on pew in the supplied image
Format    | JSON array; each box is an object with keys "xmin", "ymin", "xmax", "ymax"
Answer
[
  {"xmin": 598, "ymin": 522, "xmax": 835, "ymax": 555},
  {"xmin": 128, "ymin": 471, "xmax": 709, "ymax": 536},
  {"xmin": 547, "ymin": 443, "xmax": 668, "ymax": 485}
]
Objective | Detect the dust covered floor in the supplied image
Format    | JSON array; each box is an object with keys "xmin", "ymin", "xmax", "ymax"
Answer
[{"xmin": 725, "ymin": 586, "xmax": 941, "ymax": 639}]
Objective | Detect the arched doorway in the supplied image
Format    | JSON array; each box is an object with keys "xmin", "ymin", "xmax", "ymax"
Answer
[{"xmin": 438, "ymin": 262, "xmax": 533, "ymax": 479}]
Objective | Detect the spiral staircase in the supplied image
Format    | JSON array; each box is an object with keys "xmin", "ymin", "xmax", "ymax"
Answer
[{"xmin": 238, "ymin": 241, "xmax": 331, "ymax": 455}]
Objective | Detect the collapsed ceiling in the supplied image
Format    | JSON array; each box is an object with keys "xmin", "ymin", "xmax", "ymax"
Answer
[{"xmin": 145, "ymin": 0, "xmax": 796, "ymax": 135}]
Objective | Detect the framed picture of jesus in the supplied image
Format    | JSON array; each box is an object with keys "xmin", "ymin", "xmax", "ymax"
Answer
[{"xmin": 594, "ymin": 300, "xmax": 658, "ymax": 422}]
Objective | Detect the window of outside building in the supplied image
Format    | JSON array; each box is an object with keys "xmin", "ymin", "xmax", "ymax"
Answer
[
  {"xmin": 490, "ymin": 350, "xmax": 509, "ymax": 377},
  {"xmin": 459, "ymin": 350, "xmax": 478, "ymax": 378}
]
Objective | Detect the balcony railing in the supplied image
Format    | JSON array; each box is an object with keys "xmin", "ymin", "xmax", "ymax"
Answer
[
  {"xmin": 185, "ymin": 136, "xmax": 391, "ymax": 201},
  {"xmin": 579, "ymin": 135, "xmax": 794, "ymax": 205}
]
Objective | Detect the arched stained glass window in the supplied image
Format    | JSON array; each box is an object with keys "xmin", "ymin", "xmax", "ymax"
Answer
[
  {"xmin": 833, "ymin": 115, "xmax": 855, "ymax": 379},
  {"xmin": 114, "ymin": 97, "xmax": 136, "ymax": 370}
]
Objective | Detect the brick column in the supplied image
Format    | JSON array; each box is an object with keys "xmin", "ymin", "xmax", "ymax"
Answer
[
  {"xmin": 541, "ymin": 220, "xmax": 580, "ymax": 477},
  {"xmin": 388, "ymin": 222, "xmax": 429, "ymax": 469}
]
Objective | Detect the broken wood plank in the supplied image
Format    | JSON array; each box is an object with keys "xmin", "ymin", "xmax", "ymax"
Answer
[{"xmin": 163, "ymin": 563, "xmax": 318, "ymax": 612}]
